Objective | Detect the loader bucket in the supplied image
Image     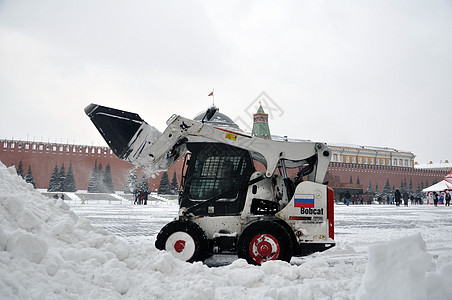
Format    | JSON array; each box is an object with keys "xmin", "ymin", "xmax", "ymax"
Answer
[{"xmin": 84, "ymin": 104, "xmax": 144, "ymax": 159}]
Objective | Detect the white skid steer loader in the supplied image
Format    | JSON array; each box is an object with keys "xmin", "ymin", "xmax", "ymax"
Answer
[{"xmin": 85, "ymin": 104, "xmax": 335, "ymax": 265}]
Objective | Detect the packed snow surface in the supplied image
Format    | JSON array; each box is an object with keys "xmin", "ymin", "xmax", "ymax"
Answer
[{"xmin": 1, "ymin": 162, "xmax": 452, "ymax": 299}]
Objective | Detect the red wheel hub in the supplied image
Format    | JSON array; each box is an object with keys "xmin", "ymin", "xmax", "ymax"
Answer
[
  {"xmin": 174, "ymin": 240, "xmax": 186, "ymax": 253},
  {"xmin": 257, "ymin": 241, "xmax": 272, "ymax": 257},
  {"xmin": 249, "ymin": 234, "xmax": 280, "ymax": 264}
]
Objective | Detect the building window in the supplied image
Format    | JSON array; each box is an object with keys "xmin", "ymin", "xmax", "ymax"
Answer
[
  {"xmin": 364, "ymin": 157, "xmax": 368, "ymax": 164},
  {"xmin": 3, "ymin": 141, "xmax": 7, "ymax": 148},
  {"xmin": 32, "ymin": 144, "xmax": 36, "ymax": 150},
  {"xmin": 358, "ymin": 157, "xmax": 362, "ymax": 164},
  {"xmin": 345, "ymin": 156, "xmax": 350, "ymax": 163},
  {"xmin": 393, "ymin": 159, "xmax": 397, "ymax": 166},
  {"xmin": 11, "ymin": 142, "xmax": 15, "ymax": 148},
  {"xmin": 352, "ymin": 156, "xmax": 356, "ymax": 163},
  {"xmin": 370, "ymin": 158, "xmax": 374, "ymax": 164}
]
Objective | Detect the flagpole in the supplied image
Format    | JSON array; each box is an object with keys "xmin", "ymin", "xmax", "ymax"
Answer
[{"xmin": 212, "ymin": 89, "xmax": 215, "ymax": 106}]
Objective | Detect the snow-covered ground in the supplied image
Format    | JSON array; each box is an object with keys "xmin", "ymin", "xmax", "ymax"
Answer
[{"xmin": 1, "ymin": 161, "xmax": 452, "ymax": 299}]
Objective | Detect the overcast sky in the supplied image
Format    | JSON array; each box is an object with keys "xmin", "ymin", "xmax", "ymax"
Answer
[{"xmin": 1, "ymin": 0, "xmax": 451, "ymax": 164}]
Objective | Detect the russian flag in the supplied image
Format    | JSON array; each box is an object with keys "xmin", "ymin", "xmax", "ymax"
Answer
[{"xmin": 294, "ymin": 195, "xmax": 315, "ymax": 208}]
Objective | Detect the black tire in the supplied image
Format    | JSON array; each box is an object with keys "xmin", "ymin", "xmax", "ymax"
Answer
[
  {"xmin": 237, "ymin": 221, "xmax": 292, "ymax": 265},
  {"xmin": 155, "ymin": 220, "xmax": 208, "ymax": 263}
]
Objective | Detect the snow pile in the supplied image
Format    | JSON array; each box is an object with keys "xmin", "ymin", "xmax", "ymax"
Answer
[
  {"xmin": 357, "ymin": 233, "xmax": 452, "ymax": 300},
  {"xmin": 1, "ymin": 160, "xmax": 452, "ymax": 299}
]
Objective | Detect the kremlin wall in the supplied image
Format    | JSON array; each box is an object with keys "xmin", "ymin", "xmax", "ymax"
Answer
[{"xmin": 1, "ymin": 105, "xmax": 448, "ymax": 199}]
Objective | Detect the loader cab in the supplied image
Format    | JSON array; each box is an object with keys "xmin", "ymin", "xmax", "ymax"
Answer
[{"xmin": 179, "ymin": 142, "xmax": 255, "ymax": 216}]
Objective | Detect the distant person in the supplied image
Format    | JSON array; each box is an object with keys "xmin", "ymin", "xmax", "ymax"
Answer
[
  {"xmin": 61, "ymin": 194, "xmax": 65, "ymax": 201},
  {"xmin": 345, "ymin": 190, "xmax": 351, "ymax": 206},
  {"xmin": 134, "ymin": 189, "xmax": 139, "ymax": 205},
  {"xmin": 445, "ymin": 191, "xmax": 451, "ymax": 206},
  {"xmin": 394, "ymin": 189, "xmax": 402, "ymax": 207},
  {"xmin": 138, "ymin": 190, "xmax": 144, "ymax": 205},
  {"xmin": 433, "ymin": 192, "xmax": 439, "ymax": 206},
  {"xmin": 351, "ymin": 194, "xmax": 355, "ymax": 205},
  {"xmin": 143, "ymin": 190, "xmax": 149, "ymax": 205},
  {"xmin": 402, "ymin": 191, "xmax": 409, "ymax": 206}
]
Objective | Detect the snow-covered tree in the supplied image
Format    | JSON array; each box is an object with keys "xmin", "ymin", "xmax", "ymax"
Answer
[
  {"xmin": 24, "ymin": 166, "xmax": 36, "ymax": 189},
  {"xmin": 16, "ymin": 160, "xmax": 24, "ymax": 178},
  {"xmin": 47, "ymin": 164, "xmax": 60, "ymax": 192},
  {"xmin": 138, "ymin": 174, "xmax": 150, "ymax": 192},
  {"xmin": 103, "ymin": 163, "xmax": 114, "ymax": 193},
  {"xmin": 158, "ymin": 172, "xmax": 171, "ymax": 194},
  {"xmin": 97, "ymin": 163, "xmax": 105, "ymax": 192},
  {"xmin": 63, "ymin": 162, "xmax": 77, "ymax": 192},
  {"xmin": 124, "ymin": 169, "xmax": 138, "ymax": 194},
  {"xmin": 382, "ymin": 179, "xmax": 391, "ymax": 198},
  {"xmin": 171, "ymin": 171, "xmax": 179, "ymax": 195},
  {"xmin": 409, "ymin": 178, "xmax": 414, "ymax": 195},
  {"xmin": 57, "ymin": 163, "xmax": 66, "ymax": 192},
  {"xmin": 88, "ymin": 161, "xmax": 99, "ymax": 193},
  {"xmin": 367, "ymin": 181, "xmax": 373, "ymax": 193}
]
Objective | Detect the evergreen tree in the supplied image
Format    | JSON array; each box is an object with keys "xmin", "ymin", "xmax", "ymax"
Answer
[
  {"xmin": 158, "ymin": 171, "xmax": 172, "ymax": 194},
  {"xmin": 16, "ymin": 160, "xmax": 24, "ymax": 178},
  {"xmin": 416, "ymin": 184, "xmax": 422, "ymax": 198},
  {"xmin": 97, "ymin": 163, "xmax": 105, "ymax": 192},
  {"xmin": 47, "ymin": 163, "xmax": 60, "ymax": 192},
  {"xmin": 171, "ymin": 171, "xmax": 179, "ymax": 195},
  {"xmin": 349, "ymin": 175, "xmax": 353, "ymax": 184},
  {"xmin": 124, "ymin": 169, "xmax": 138, "ymax": 194},
  {"xmin": 103, "ymin": 163, "xmax": 114, "ymax": 193},
  {"xmin": 24, "ymin": 166, "xmax": 36, "ymax": 189},
  {"xmin": 356, "ymin": 176, "xmax": 360, "ymax": 185},
  {"xmin": 57, "ymin": 163, "xmax": 66, "ymax": 192},
  {"xmin": 88, "ymin": 160, "xmax": 99, "ymax": 193},
  {"xmin": 63, "ymin": 162, "xmax": 77, "ymax": 192},
  {"xmin": 367, "ymin": 181, "xmax": 373, "ymax": 193},
  {"xmin": 409, "ymin": 178, "xmax": 414, "ymax": 195},
  {"xmin": 138, "ymin": 174, "xmax": 150, "ymax": 192},
  {"xmin": 382, "ymin": 179, "xmax": 391, "ymax": 197}
]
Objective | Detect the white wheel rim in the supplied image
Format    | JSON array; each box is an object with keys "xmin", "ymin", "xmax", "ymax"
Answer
[{"xmin": 165, "ymin": 232, "xmax": 196, "ymax": 261}]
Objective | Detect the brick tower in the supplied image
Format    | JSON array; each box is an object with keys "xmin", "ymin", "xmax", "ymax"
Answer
[{"xmin": 252, "ymin": 102, "xmax": 271, "ymax": 139}]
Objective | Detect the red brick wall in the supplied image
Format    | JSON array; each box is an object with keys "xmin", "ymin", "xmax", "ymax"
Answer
[
  {"xmin": 0, "ymin": 140, "xmax": 183, "ymax": 191},
  {"xmin": 1, "ymin": 140, "xmax": 447, "ymax": 193},
  {"xmin": 327, "ymin": 162, "xmax": 447, "ymax": 191}
]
